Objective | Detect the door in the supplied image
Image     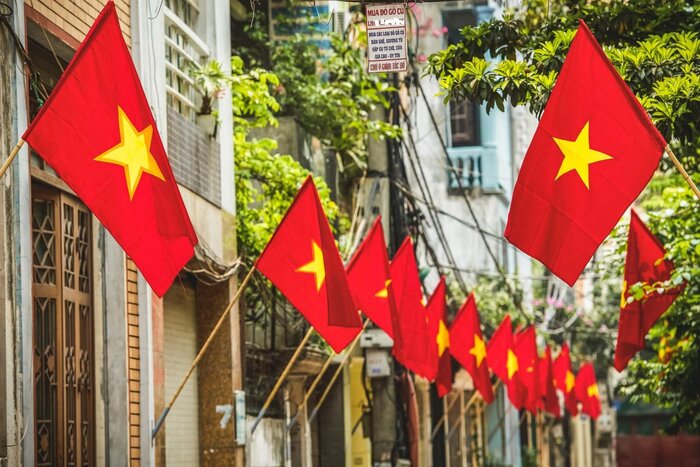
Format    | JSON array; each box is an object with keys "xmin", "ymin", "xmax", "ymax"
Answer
[{"xmin": 32, "ymin": 184, "xmax": 95, "ymax": 466}]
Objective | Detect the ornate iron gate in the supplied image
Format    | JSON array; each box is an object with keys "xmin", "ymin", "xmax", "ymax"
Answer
[{"xmin": 32, "ymin": 184, "xmax": 94, "ymax": 466}]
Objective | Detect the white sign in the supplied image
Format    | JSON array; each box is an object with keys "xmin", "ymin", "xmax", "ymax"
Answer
[{"xmin": 365, "ymin": 3, "xmax": 407, "ymax": 73}]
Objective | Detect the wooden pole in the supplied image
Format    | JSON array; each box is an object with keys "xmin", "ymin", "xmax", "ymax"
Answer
[
  {"xmin": 445, "ymin": 391, "xmax": 480, "ymax": 441},
  {"xmin": 431, "ymin": 389, "xmax": 460, "ymax": 439},
  {"xmin": 665, "ymin": 145, "xmax": 700, "ymax": 200},
  {"xmin": 307, "ymin": 323, "xmax": 366, "ymax": 424},
  {"xmin": 250, "ymin": 325, "xmax": 316, "ymax": 434},
  {"xmin": 0, "ymin": 139, "xmax": 25, "ymax": 179},
  {"xmin": 152, "ymin": 265, "xmax": 255, "ymax": 439},
  {"xmin": 287, "ymin": 318, "xmax": 369, "ymax": 431},
  {"xmin": 443, "ymin": 396, "xmax": 451, "ymax": 467}
]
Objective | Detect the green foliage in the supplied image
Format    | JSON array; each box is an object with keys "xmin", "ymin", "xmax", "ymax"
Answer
[
  {"xmin": 189, "ymin": 59, "xmax": 229, "ymax": 115},
  {"xmin": 426, "ymin": 0, "xmax": 700, "ymax": 171},
  {"xmin": 616, "ymin": 178, "xmax": 700, "ymax": 433},
  {"xmin": 228, "ymin": 55, "xmax": 342, "ymax": 259},
  {"xmin": 271, "ymin": 34, "xmax": 401, "ymax": 176}
]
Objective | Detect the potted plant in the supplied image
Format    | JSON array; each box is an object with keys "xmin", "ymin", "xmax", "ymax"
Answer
[{"xmin": 189, "ymin": 59, "xmax": 229, "ymax": 136}]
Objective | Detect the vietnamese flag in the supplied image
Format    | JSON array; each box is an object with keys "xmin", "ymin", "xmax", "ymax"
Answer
[
  {"xmin": 427, "ymin": 278, "xmax": 451, "ymax": 397},
  {"xmin": 390, "ymin": 237, "xmax": 437, "ymax": 380},
  {"xmin": 346, "ymin": 217, "xmax": 396, "ymax": 338},
  {"xmin": 256, "ymin": 176, "xmax": 362, "ymax": 353},
  {"xmin": 575, "ymin": 363, "xmax": 602, "ymax": 420},
  {"xmin": 504, "ymin": 20, "xmax": 667, "ymax": 286},
  {"xmin": 614, "ymin": 210, "xmax": 683, "ymax": 371},
  {"xmin": 487, "ymin": 315, "xmax": 524, "ymax": 409},
  {"xmin": 449, "ymin": 293, "xmax": 494, "ymax": 403},
  {"xmin": 553, "ymin": 344, "xmax": 578, "ymax": 416},
  {"xmin": 539, "ymin": 346, "xmax": 561, "ymax": 417},
  {"xmin": 22, "ymin": 1, "xmax": 197, "ymax": 296},
  {"xmin": 514, "ymin": 326, "xmax": 541, "ymax": 414}
]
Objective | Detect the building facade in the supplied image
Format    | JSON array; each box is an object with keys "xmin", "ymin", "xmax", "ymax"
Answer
[{"xmin": 0, "ymin": 0, "xmax": 239, "ymax": 465}]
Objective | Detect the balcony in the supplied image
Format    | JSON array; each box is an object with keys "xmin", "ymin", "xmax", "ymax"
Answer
[{"xmin": 447, "ymin": 144, "xmax": 501, "ymax": 192}]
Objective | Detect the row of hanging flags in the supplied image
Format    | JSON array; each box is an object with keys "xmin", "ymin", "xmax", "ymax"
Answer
[{"xmin": 20, "ymin": 2, "xmax": 687, "ymax": 416}]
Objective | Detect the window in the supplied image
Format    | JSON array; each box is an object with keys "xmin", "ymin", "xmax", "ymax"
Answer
[
  {"xmin": 450, "ymin": 100, "xmax": 480, "ymax": 146},
  {"xmin": 164, "ymin": 0, "xmax": 209, "ymax": 121},
  {"xmin": 443, "ymin": 9, "xmax": 480, "ymax": 148}
]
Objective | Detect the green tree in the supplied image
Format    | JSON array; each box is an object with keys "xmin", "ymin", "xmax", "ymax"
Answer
[{"xmin": 427, "ymin": 0, "xmax": 700, "ymax": 431}]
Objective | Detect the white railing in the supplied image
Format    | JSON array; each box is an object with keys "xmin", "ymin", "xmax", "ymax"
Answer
[{"xmin": 164, "ymin": 6, "xmax": 210, "ymax": 121}]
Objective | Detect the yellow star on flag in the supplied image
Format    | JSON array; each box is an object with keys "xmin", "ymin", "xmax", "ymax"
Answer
[
  {"xmin": 436, "ymin": 320, "xmax": 450, "ymax": 356},
  {"xmin": 620, "ymin": 280, "xmax": 628, "ymax": 309},
  {"xmin": 295, "ymin": 240, "xmax": 326, "ymax": 291},
  {"xmin": 566, "ymin": 370, "xmax": 576, "ymax": 393},
  {"xmin": 469, "ymin": 334, "xmax": 486, "ymax": 368},
  {"xmin": 587, "ymin": 383, "xmax": 599, "ymax": 398},
  {"xmin": 375, "ymin": 279, "xmax": 391, "ymax": 298},
  {"xmin": 507, "ymin": 349, "xmax": 519, "ymax": 380},
  {"xmin": 553, "ymin": 121, "xmax": 613, "ymax": 189},
  {"xmin": 94, "ymin": 106, "xmax": 165, "ymax": 199}
]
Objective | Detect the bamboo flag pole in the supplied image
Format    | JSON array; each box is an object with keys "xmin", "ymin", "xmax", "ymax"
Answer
[
  {"xmin": 307, "ymin": 321, "xmax": 367, "ymax": 425},
  {"xmin": 665, "ymin": 145, "xmax": 700, "ymax": 201},
  {"xmin": 435, "ymin": 380, "xmax": 502, "ymax": 441},
  {"xmin": 250, "ymin": 325, "xmax": 316, "ymax": 434},
  {"xmin": 152, "ymin": 265, "xmax": 256, "ymax": 439},
  {"xmin": 286, "ymin": 318, "xmax": 369, "ymax": 432},
  {"xmin": 431, "ymin": 390, "xmax": 460, "ymax": 439},
  {"xmin": 0, "ymin": 139, "xmax": 25, "ymax": 179},
  {"xmin": 285, "ymin": 347, "xmax": 337, "ymax": 432}
]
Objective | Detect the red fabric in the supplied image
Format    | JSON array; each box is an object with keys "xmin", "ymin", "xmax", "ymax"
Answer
[
  {"xmin": 514, "ymin": 326, "xmax": 542, "ymax": 414},
  {"xmin": 614, "ymin": 210, "xmax": 683, "ymax": 371},
  {"xmin": 427, "ymin": 278, "xmax": 451, "ymax": 397},
  {"xmin": 346, "ymin": 217, "xmax": 396, "ymax": 338},
  {"xmin": 390, "ymin": 237, "xmax": 437, "ymax": 380},
  {"xmin": 487, "ymin": 315, "xmax": 524, "ymax": 409},
  {"xmin": 449, "ymin": 293, "xmax": 494, "ymax": 403},
  {"xmin": 575, "ymin": 362, "xmax": 602, "ymax": 420},
  {"xmin": 22, "ymin": 1, "xmax": 197, "ymax": 297},
  {"xmin": 504, "ymin": 20, "xmax": 666, "ymax": 286},
  {"xmin": 256, "ymin": 176, "xmax": 362, "ymax": 353},
  {"xmin": 539, "ymin": 346, "xmax": 561, "ymax": 417},
  {"xmin": 553, "ymin": 344, "xmax": 579, "ymax": 416}
]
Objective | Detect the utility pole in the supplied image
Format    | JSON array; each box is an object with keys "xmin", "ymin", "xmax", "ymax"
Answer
[{"xmin": 364, "ymin": 101, "xmax": 397, "ymax": 467}]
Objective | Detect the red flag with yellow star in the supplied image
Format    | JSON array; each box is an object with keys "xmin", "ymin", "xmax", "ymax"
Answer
[
  {"xmin": 390, "ymin": 237, "xmax": 437, "ymax": 380},
  {"xmin": 427, "ymin": 278, "xmax": 451, "ymax": 397},
  {"xmin": 553, "ymin": 344, "xmax": 578, "ymax": 416},
  {"xmin": 346, "ymin": 217, "xmax": 396, "ymax": 339},
  {"xmin": 614, "ymin": 210, "xmax": 683, "ymax": 371},
  {"xmin": 256, "ymin": 176, "xmax": 362, "ymax": 353},
  {"xmin": 22, "ymin": 1, "xmax": 197, "ymax": 297},
  {"xmin": 514, "ymin": 326, "xmax": 542, "ymax": 415},
  {"xmin": 487, "ymin": 315, "xmax": 525, "ymax": 409},
  {"xmin": 449, "ymin": 293, "xmax": 494, "ymax": 403},
  {"xmin": 575, "ymin": 362, "xmax": 602, "ymax": 420},
  {"xmin": 504, "ymin": 20, "xmax": 666, "ymax": 286},
  {"xmin": 539, "ymin": 346, "xmax": 561, "ymax": 417}
]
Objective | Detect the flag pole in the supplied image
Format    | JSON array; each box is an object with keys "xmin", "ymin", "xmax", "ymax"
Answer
[
  {"xmin": 665, "ymin": 145, "xmax": 700, "ymax": 200},
  {"xmin": 286, "ymin": 318, "xmax": 369, "ymax": 432},
  {"xmin": 152, "ymin": 265, "xmax": 255, "ymax": 440},
  {"xmin": 431, "ymin": 390, "xmax": 460, "ymax": 439},
  {"xmin": 250, "ymin": 325, "xmax": 316, "ymax": 434},
  {"xmin": 285, "ymin": 347, "xmax": 336, "ymax": 432},
  {"xmin": 306, "ymin": 321, "xmax": 367, "ymax": 425},
  {"xmin": 0, "ymin": 139, "xmax": 25, "ymax": 179}
]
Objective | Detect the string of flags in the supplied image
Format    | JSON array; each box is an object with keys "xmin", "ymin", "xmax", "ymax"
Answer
[{"xmin": 14, "ymin": 1, "xmax": 692, "ymax": 428}]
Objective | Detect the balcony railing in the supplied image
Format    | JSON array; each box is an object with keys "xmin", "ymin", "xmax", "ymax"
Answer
[
  {"xmin": 164, "ymin": 6, "xmax": 210, "ymax": 121},
  {"xmin": 447, "ymin": 145, "xmax": 501, "ymax": 191}
]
